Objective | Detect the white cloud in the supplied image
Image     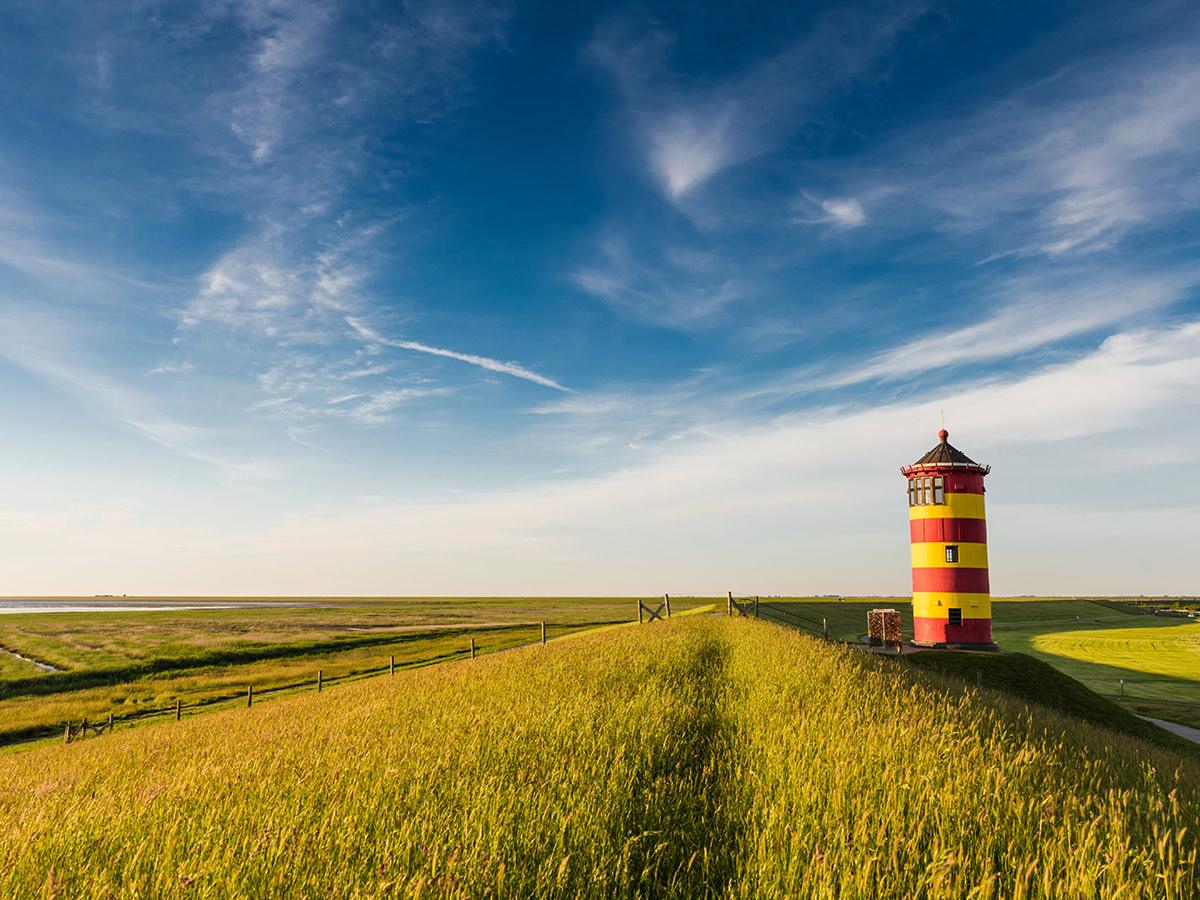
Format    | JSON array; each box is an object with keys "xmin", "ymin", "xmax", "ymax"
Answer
[
  {"xmin": 650, "ymin": 107, "xmax": 737, "ymax": 199},
  {"xmin": 12, "ymin": 316, "xmax": 1197, "ymax": 596},
  {"xmin": 345, "ymin": 318, "xmax": 570, "ymax": 392},
  {"xmin": 243, "ymin": 317, "xmax": 1200, "ymax": 595},
  {"xmin": 145, "ymin": 362, "xmax": 196, "ymax": 376},
  {"xmin": 820, "ymin": 197, "xmax": 866, "ymax": 227}
]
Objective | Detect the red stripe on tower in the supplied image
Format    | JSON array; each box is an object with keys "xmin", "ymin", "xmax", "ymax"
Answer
[
  {"xmin": 909, "ymin": 518, "xmax": 988, "ymax": 544},
  {"xmin": 911, "ymin": 567, "xmax": 991, "ymax": 593},
  {"xmin": 911, "ymin": 617, "xmax": 994, "ymax": 644}
]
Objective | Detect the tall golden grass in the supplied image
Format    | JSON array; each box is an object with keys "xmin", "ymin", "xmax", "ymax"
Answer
[{"xmin": 0, "ymin": 617, "xmax": 1194, "ymax": 898}]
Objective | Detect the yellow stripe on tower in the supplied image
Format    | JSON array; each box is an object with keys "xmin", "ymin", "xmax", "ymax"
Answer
[
  {"xmin": 908, "ymin": 492, "xmax": 987, "ymax": 520},
  {"xmin": 911, "ymin": 542, "xmax": 990, "ymax": 568},
  {"xmin": 912, "ymin": 592, "xmax": 992, "ymax": 618}
]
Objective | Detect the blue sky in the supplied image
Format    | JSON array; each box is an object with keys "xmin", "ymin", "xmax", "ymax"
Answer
[{"xmin": 1, "ymin": 0, "xmax": 1198, "ymax": 596}]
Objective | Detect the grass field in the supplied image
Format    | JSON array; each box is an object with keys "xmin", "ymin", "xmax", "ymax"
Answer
[
  {"xmin": 0, "ymin": 597, "xmax": 710, "ymax": 745},
  {"xmin": 1001, "ymin": 618, "xmax": 1200, "ymax": 729},
  {"xmin": 4, "ymin": 595, "xmax": 1197, "ymax": 742},
  {"xmin": 0, "ymin": 596, "xmax": 680, "ymax": 672},
  {"xmin": 0, "ymin": 616, "xmax": 1195, "ymax": 899}
]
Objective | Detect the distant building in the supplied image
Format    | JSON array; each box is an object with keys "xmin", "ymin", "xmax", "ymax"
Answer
[{"xmin": 902, "ymin": 430, "xmax": 997, "ymax": 650}]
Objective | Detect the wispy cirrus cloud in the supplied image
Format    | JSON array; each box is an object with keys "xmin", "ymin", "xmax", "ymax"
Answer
[
  {"xmin": 574, "ymin": 4, "xmax": 929, "ymax": 331},
  {"xmin": 151, "ymin": 0, "xmax": 538, "ymax": 431},
  {"xmin": 792, "ymin": 194, "xmax": 868, "ymax": 228},
  {"xmin": 587, "ymin": 2, "xmax": 930, "ymax": 201},
  {"xmin": 850, "ymin": 15, "xmax": 1200, "ymax": 259},
  {"xmin": 532, "ymin": 264, "xmax": 1198, "ymax": 470},
  {"xmin": 346, "ymin": 318, "xmax": 570, "ymax": 392},
  {"xmin": 0, "ymin": 305, "xmax": 279, "ymax": 477},
  {"xmin": 180, "ymin": 222, "xmax": 373, "ymax": 343},
  {"xmin": 571, "ymin": 232, "xmax": 753, "ymax": 328},
  {"xmin": 815, "ymin": 268, "xmax": 1197, "ymax": 388}
]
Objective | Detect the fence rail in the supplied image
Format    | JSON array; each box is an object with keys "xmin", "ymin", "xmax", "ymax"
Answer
[
  {"xmin": 755, "ymin": 602, "xmax": 830, "ymax": 639},
  {"xmin": 63, "ymin": 714, "xmax": 114, "ymax": 743}
]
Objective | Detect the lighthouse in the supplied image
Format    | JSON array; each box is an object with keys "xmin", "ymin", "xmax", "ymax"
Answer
[{"xmin": 901, "ymin": 430, "xmax": 996, "ymax": 649}]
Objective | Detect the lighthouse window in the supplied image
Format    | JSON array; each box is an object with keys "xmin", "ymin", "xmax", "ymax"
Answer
[
  {"xmin": 949, "ymin": 608, "xmax": 962, "ymax": 627},
  {"xmin": 909, "ymin": 476, "xmax": 947, "ymax": 506},
  {"xmin": 945, "ymin": 545, "xmax": 959, "ymax": 563}
]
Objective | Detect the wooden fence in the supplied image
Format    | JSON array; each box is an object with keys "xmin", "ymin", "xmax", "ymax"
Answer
[
  {"xmin": 63, "ymin": 714, "xmax": 114, "ymax": 744},
  {"xmin": 48, "ymin": 622, "xmax": 557, "ymax": 748}
]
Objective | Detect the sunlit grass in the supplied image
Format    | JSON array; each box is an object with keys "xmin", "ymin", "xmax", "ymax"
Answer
[{"xmin": 0, "ymin": 617, "xmax": 1194, "ymax": 898}]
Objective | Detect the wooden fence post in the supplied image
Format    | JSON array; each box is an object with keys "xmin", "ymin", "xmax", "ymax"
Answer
[
  {"xmin": 638, "ymin": 600, "xmax": 643, "ymax": 624},
  {"xmin": 82, "ymin": 717, "xmax": 88, "ymax": 739},
  {"xmin": 176, "ymin": 699, "xmax": 181, "ymax": 721},
  {"xmin": 823, "ymin": 618, "xmax": 828, "ymax": 639},
  {"xmin": 318, "ymin": 670, "xmax": 323, "ymax": 693},
  {"xmin": 64, "ymin": 722, "xmax": 70, "ymax": 744},
  {"xmin": 470, "ymin": 638, "xmax": 476, "ymax": 659},
  {"xmin": 754, "ymin": 596, "xmax": 759, "ymax": 617},
  {"xmin": 664, "ymin": 594, "xmax": 671, "ymax": 618},
  {"xmin": 390, "ymin": 656, "xmax": 395, "ymax": 676},
  {"xmin": 727, "ymin": 591, "xmax": 733, "ymax": 616},
  {"xmin": 108, "ymin": 713, "xmax": 113, "ymax": 732},
  {"xmin": 541, "ymin": 622, "xmax": 547, "ymax": 644},
  {"xmin": 247, "ymin": 686, "xmax": 253, "ymax": 708}
]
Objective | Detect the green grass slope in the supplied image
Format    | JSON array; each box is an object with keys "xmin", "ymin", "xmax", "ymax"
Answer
[
  {"xmin": 1000, "ymin": 619, "xmax": 1200, "ymax": 729},
  {"xmin": 900, "ymin": 649, "xmax": 1198, "ymax": 756},
  {"xmin": 1, "ymin": 617, "xmax": 1196, "ymax": 899}
]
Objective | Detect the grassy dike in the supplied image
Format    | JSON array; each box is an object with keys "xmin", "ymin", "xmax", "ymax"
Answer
[
  {"xmin": 1, "ymin": 617, "xmax": 1196, "ymax": 899},
  {"xmin": 900, "ymin": 649, "xmax": 1200, "ymax": 755}
]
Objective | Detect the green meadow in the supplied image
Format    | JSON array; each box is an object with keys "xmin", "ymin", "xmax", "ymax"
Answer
[
  {"xmin": 1002, "ymin": 618, "xmax": 1200, "ymax": 728},
  {"xmin": 756, "ymin": 596, "xmax": 1200, "ymax": 730},
  {"xmin": 1, "ymin": 616, "xmax": 1196, "ymax": 899},
  {"xmin": 2, "ymin": 595, "xmax": 1197, "ymax": 745},
  {"xmin": 0, "ymin": 597, "xmax": 707, "ymax": 744}
]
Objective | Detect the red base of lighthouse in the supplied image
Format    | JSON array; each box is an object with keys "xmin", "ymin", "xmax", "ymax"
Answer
[{"xmin": 912, "ymin": 616, "xmax": 998, "ymax": 650}]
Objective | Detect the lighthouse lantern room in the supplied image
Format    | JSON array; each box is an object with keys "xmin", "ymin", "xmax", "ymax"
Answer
[{"xmin": 901, "ymin": 430, "xmax": 997, "ymax": 650}]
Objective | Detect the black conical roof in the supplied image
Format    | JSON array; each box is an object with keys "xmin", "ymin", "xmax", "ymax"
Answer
[
  {"xmin": 914, "ymin": 429, "xmax": 980, "ymax": 467},
  {"xmin": 904, "ymin": 429, "xmax": 990, "ymax": 474}
]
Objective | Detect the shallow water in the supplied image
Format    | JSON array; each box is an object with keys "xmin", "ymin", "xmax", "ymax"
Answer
[{"xmin": 0, "ymin": 647, "xmax": 59, "ymax": 672}]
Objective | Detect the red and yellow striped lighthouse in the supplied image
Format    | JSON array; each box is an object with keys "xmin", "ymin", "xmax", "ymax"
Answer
[{"xmin": 902, "ymin": 430, "xmax": 996, "ymax": 649}]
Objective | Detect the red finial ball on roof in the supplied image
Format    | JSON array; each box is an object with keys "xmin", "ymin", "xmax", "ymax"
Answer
[{"xmin": 938, "ymin": 428, "xmax": 948, "ymax": 441}]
